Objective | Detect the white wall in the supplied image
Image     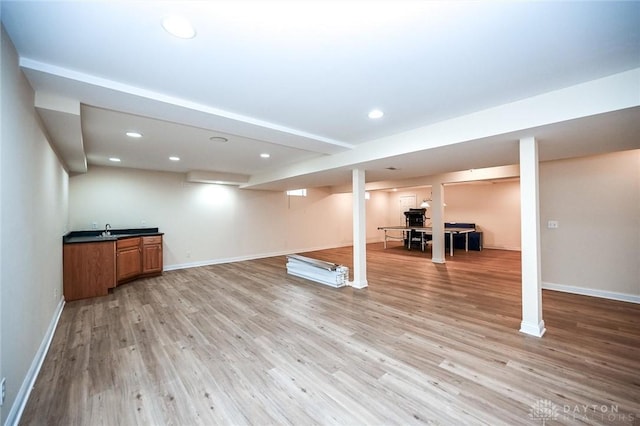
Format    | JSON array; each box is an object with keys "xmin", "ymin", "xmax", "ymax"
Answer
[
  {"xmin": 384, "ymin": 150, "xmax": 640, "ymax": 300},
  {"xmin": 1, "ymin": 26, "xmax": 69, "ymax": 424},
  {"xmin": 0, "ymin": 23, "xmax": 4, "ymax": 426},
  {"xmin": 387, "ymin": 181, "xmax": 521, "ymax": 250},
  {"xmin": 69, "ymin": 167, "xmax": 388, "ymax": 269},
  {"xmin": 540, "ymin": 150, "xmax": 640, "ymax": 299},
  {"xmin": 445, "ymin": 180, "xmax": 521, "ymax": 250}
]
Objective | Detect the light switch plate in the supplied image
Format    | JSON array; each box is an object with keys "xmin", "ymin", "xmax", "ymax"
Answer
[{"xmin": 547, "ymin": 220, "xmax": 559, "ymax": 229}]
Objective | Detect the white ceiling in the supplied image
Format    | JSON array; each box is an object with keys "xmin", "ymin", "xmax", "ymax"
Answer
[
  {"xmin": 2, "ymin": 1, "xmax": 639, "ymax": 190},
  {"xmin": 81, "ymin": 105, "xmax": 322, "ymax": 176}
]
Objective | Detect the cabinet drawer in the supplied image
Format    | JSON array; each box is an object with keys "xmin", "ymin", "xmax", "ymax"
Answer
[
  {"xmin": 142, "ymin": 235, "xmax": 162, "ymax": 245},
  {"xmin": 117, "ymin": 237, "xmax": 141, "ymax": 249}
]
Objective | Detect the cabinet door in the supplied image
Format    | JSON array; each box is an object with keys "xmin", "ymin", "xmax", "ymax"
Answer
[
  {"xmin": 117, "ymin": 245, "xmax": 142, "ymax": 283},
  {"xmin": 142, "ymin": 243, "xmax": 163, "ymax": 274}
]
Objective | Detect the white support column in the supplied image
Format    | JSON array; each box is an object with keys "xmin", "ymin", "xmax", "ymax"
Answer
[
  {"xmin": 351, "ymin": 168, "xmax": 368, "ymax": 289},
  {"xmin": 519, "ymin": 137, "xmax": 546, "ymax": 337},
  {"xmin": 430, "ymin": 183, "xmax": 445, "ymax": 264}
]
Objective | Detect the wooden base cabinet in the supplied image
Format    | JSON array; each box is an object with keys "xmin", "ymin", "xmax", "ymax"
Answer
[
  {"xmin": 142, "ymin": 236, "xmax": 163, "ymax": 275},
  {"xmin": 116, "ymin": 237, "xmax": 142, "ymax": 283},
  {"xmin": 63, "ymin": 241, "xmax": 116, "ymax": 301},
  {"xmin": 64, "ymin": 234, "xmax": 163, "ymax": 301}
]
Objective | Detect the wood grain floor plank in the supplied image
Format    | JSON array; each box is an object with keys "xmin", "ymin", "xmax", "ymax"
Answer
[{"xmin": 20, "ymin": 244, "xmax": 640, "ymax": 425}]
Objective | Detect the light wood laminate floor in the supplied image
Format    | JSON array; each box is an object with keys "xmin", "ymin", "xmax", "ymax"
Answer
[{"xmin": 21, "ymin": 244, "xmax": 640, "ymax": 425}]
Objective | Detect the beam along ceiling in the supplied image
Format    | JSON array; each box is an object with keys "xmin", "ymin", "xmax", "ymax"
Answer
[{"xmin": 2, "ymin": 1, "xmax": 639, "ymax": 189}]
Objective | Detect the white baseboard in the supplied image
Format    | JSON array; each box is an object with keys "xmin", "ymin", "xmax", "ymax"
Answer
[
  {"xmin": 367, "ymin": 237, "xmax": 385, "ymax": 244},
  {"xmin": 5, "ymin": 296, "xmax": 65, "ymax": 426},
  {"xmin": 484, "ymin": 245, "xmax": 521, "ymax": 251},
  {"xmin": 164, "ymin": 243, "xmax": 353, "ymax": 272},
  {"xmin": 542, "ymin": 281, "xmax": 640, "ymax": 304}
]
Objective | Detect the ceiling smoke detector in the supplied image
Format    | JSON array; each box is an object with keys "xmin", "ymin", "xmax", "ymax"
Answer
[{"xmin": 385, "ymin": 166, "xmax": 399, "ymax": 171}]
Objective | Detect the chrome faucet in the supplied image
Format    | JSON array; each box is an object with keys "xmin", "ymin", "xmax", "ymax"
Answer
[{"xmin": 103, "ymin": 223, "xmax": 111, "ymax": 236}]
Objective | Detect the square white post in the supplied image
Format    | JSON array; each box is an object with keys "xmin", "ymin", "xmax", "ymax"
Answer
[
  {"xmin": 430, "ymin": 183, "xmax": 446, "ymax": 264},
  {"xmin": 519, "ymin": 137, "xmax": 546, "ymax": 337},
  {"xmin": 351, "ymin": 169, "xmax": 368, "ymax": 289}
]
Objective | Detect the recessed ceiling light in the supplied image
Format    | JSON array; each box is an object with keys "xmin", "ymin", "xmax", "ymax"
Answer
[
  {"xmin": 209, "ymin": 136, "xmax": 229, "ymax": 143},
  {"xmin": 260, "ymin": 153, "xmax": 270, "ymax": 158},
  {"xmin": 162, "ymin": 16, "xmax": 196, "ymax": 39},
  {"xmin": 109, "ymin": 157, "xmax": 121, "ymax": 162},
  {"xmin": 368, "ymin": 109, "xmax": 384, "ymax": 119},
  {"xmin": 169, "ymin": 156, "xmax": 180, "ymax": 161},
  {"xmin": 126, "ymin": 131, "xmax": 143, "ymax": 138}
]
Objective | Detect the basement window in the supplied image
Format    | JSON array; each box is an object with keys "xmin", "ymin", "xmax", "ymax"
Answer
[{"xmin": 286, "ymin": 189, "xmax": 307, "ymax": 197}]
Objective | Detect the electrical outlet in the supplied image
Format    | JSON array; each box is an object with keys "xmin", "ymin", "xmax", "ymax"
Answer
[
  {"xmin": 547, "ymin": 220, "xmax": 559, "ymax": 229},
  {"xmin": 141, "ymin": 219, "xmax": 147, "ymax": 227},
  {"xmin": 91, "ymin": 222, "xmax": 98, "ymax": 230},
  {"xmin": 186, "ymin": 250, "xmax": 191, "ymax": 259},
  {"xmin": 1, "ymin": 377, "xmax": 6, "ymax": 406},
  {"xmin": 54, "ymin": 288, "xmax": 59, "ymax": 301}
]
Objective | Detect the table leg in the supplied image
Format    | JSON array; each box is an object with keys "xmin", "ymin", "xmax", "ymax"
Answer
[
  {"xmin": 465, "ymin": 233, "xmax": 469, "ymax": 251},
  {"xmin": 383, "ymin": 230, "xmax": 387, "ymax": 249}
]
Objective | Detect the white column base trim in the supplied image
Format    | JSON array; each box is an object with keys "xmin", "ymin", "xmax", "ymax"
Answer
[
  {"xmin": 543, "ymin": 281, "xmax": 640, "ymax": 304},
  {"xmin": 6, "ymin": 297, "xmax": 65, "ymax": 426},
  {"xmin": 431, "ymin": 257, "xmax": 445, "ymax": 264},
  {"xmin": 520, "ymin": 320, "xmax": 546, "ymax": 337},
  {"xmin": 349, "ymin": 280, "xmax": 368, "ymax": 289}
]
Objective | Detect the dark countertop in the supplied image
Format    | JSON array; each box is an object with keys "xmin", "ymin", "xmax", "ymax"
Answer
[{"xmin": 63, "ymin": 227, "xmax": 163, "ymax": 244}]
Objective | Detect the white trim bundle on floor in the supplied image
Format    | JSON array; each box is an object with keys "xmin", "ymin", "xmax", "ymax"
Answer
[{"xmin": 286, "ymin": 254, "xmax": 348, "ymax": 288}]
